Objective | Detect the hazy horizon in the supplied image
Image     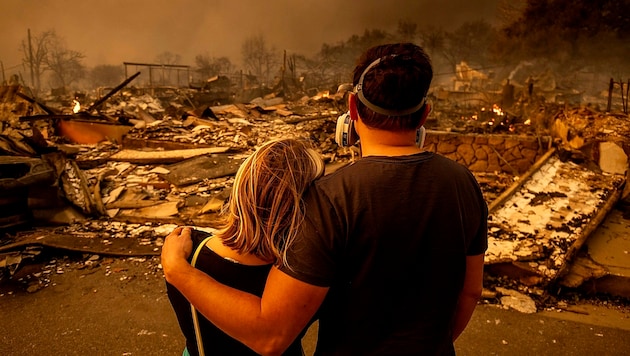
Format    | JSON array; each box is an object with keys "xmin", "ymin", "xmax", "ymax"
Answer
[{"xmin": 1, "ymin": 0, "xmax": 500, "ymax": 76}]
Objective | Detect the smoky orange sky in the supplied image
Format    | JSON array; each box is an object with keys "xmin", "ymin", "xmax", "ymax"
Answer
[{"xmin": 1, "ymin": 0, "xmax": 499, "ymax": 75}]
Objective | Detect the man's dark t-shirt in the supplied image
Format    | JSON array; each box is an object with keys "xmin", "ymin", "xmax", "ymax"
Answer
[{"xmin": 280, "ymin": 152, "xmax": 488, "ymax": 355}]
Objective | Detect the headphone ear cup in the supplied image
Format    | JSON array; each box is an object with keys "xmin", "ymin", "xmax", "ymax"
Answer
[{"xmin": 335, "ymin": 112, "xmax": 358, "ymax": 147}]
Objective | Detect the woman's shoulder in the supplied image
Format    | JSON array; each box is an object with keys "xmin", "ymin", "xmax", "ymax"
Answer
[{"xmin": 190, "ymin": 228, "xmax": 213, "ymax": 243}]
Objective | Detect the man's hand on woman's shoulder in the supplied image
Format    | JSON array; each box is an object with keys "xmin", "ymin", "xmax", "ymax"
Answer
[{"xmin": 161, "ymin": 226, "xmax": 194, "ymax": 283}]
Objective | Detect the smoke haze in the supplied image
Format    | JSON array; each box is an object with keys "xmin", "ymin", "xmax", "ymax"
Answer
[{"xmin": 1, "ymin": 0, "xmax": 499, "ymax": 71}]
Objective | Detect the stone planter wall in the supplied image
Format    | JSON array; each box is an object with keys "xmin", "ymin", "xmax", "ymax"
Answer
[{"xmin": 424, "ymin": 130, "xmax": 553, "ymax": 174}]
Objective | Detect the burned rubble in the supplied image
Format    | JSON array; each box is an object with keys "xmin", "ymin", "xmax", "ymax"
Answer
[{"xmin": 1, "ymin": 72, "xmax": 629, "ymax": 314}]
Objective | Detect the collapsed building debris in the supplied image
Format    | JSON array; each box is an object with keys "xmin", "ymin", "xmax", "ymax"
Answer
[
  {"xmin": 1, "ymin": 72, "xmax": 630, "ymax": 311},
  {"xmin": 0, "ymin": 156, "xmax": 56, "ymax": 230},
  {"xmin": 485, "ymin": 149, "xmax": 625, "ymax": 288}
]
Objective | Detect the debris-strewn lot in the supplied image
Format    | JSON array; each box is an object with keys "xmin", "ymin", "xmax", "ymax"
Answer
[{"xmin": 1, "ymin": 82, "xmax": 630, "ymax": 315}]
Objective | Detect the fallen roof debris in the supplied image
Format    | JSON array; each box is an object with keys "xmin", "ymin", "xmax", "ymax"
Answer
[{"xmin": 1, "ymin": 77, "xmax": 629, "ymax": 309}]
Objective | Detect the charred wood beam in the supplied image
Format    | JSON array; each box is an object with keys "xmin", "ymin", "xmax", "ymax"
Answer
[
  {"xmin": 487, "ymin": 148, "xmax": 556, "ymax": 214},
  {"xmin": 86, "ymin": 71, "xmax": 141, "ymax": 112},
  {"xmin": 283, "ymin": 113, "xmax": 336, "ymax": 124},
  {"xmin": 18, "ymin": 113, "xmax": 119, "ymax": 123},
  {"xmin": 19, "ymin": 114, "xmax": 72, "ymax": 122},
  {"xmin": 123, "ymin": 62, "xmax": 190, "ymax": 69},
  {"xmin": 16, "ymin": 92, "xmax": 58, "ymax": 115}
]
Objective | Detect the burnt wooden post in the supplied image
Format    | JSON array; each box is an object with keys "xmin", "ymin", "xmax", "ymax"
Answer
[
  {"xmin": 240, "ymin": 70, "xmax": 244, "ymax": 98},
  {"xmin": 624, "ymin": 79, "xmax": 629, "ymax": 114},
  {"xmin": 87, "ymin": 71, "xmax": 141, "ymax": 112},
  {"xmin": 501, "ymin": 79, "xmax": 515, "ymax": 108},
  {"xmin": 16, "ymin": 92, "xmax": 58, "ymax": 115},
  {"xmin": 607, "ymin": 78, "xmax": 614, "ymax": 112},
  {"xmin": 619, "ymin": 79, "xmax": 628, "ymax": 114}
]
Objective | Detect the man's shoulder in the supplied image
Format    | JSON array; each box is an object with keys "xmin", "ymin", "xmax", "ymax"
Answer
[
  {"xmin": 316, "ymin": 160, "xmax": 360, "ymax": 183},
  {"xmin": 429, "ymin": 153, "xmax": 476, "ymax": 174}
]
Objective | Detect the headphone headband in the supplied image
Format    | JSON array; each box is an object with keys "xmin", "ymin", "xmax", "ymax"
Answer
[{"xmin": 355, "ymin": 55, "xmax": 426, "ymax": 116}]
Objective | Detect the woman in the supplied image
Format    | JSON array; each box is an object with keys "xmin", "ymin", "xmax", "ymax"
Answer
[{"xmin": 165, "ymin": 138, "xmax": 324, "ymax": 356}]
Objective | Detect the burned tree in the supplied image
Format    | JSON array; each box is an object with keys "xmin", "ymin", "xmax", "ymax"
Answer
[
  {"xmin": 42, "ymin": 33, "xmax": 86, "ymax": 92},
  {"xmin": 20, "ymin": 29, "xmax": 55, "ymax": 95},
  {"xmin": 396, "ymin": 20, "xmax": 418, "ymax": 43},
  {"xmin": 154, "ymin": 51, "xmax": 182, "ymax": 65},
  {"xmin": 194, "ymin": 55, "xmax": 234, "ymax": 79},
  {"xmin": 89, "ymin": 64, "xmax": 125, "ymax": 88},
  {"xmin": 493, "ymin": 0, "xmax": 630, "ymax": 77},
  {"xmin": 441, "ymin": 20, "xmax": 497, "ymax": 70},
  {"xmin": 241, "ymin": 34, "xmax": 279, "ymax": 86}
]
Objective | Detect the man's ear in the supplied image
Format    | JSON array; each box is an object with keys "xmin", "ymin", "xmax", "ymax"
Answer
[
  {"xmin": 418, "ymin": 100, "xmax": 433, "ymax": 127},
  {"xmin": 348, "ymin": 93, "xmax": 359, "ymax": 121}
]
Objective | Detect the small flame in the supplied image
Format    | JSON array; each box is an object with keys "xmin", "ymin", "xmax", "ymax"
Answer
[
  {"xmin": 524, "ymin": 118, "xmax": 531, "ymax": 125},
  {"xmin": 491, "ymin": 104, "xmax": 504, "ymax": 116},
  {"xmin": 313, "ymin": 90, "xmax": 330, "ymax": 101},
  {"xmin": 72, "ymin": 99, "xmax": 81, "ymax": 114}
]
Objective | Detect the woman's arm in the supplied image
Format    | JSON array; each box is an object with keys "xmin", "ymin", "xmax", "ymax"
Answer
[{"xmin": 162, "ymin": 227, "xmax": 328, "ymax": 355}]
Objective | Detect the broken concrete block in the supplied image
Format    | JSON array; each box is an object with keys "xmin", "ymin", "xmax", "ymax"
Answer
[
  {"xmin": 599, "ymin": 141, "xmax": 628, "ymax": 175},
  {"xmin": 496, "ymin": 287, "xmax": 537, "ymax": 314},
  {"xmin": 162, "ymin": 154, "xmax": 244, "ymax": 187}
]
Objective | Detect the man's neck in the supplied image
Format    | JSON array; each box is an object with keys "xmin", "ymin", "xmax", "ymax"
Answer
[
  {"xmin": 357, "ymin": 125, "xmax": 423, "ymax": 157},
  {"xmin": 360, "ymin": 142, "xmax": 423, "ymax": 157}
]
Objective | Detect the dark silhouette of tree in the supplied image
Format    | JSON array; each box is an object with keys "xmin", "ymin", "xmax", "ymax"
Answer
[
  {"xmin": 494, "ymin": 0, "xmax": 630, "ymax": 74},
  {"xmin": 195, "ymin": 54, "xmax": 233, "ymax": 78},
  {"xmin": 496, "ymin": 0, "xmax": 528, "ymax": 28},
  {"xmin": 241, "ymin": 34, "xmax": 279, "ymax": 85},
  {"xmin": 42, "ymin": 32, "xmax": 85, "ymax": 91},
  {"xmin": 315, "ymin": 28, "xmax": 394, "ymax": 86},
  {"xmin": 152, "ymin": 51, "xmax": 185, "ymax": 86},
  {"xmin": 442, "ymin": 20, "xmax": 497, "ymax": 69},
  {"xmin": 20, "ymin": 29, "xmax": 54, "ymax": 95},
  {"xmin": 418, "ymin": 25, "xmax": 447, "ymax": 63},
  {"xmin": 315, "ymin": 42, "xmax": 355, "ymax": 85},
  {"xmin": 155, "ymin": 51, "xmax": 181, "ymax": 65},
  {"xmin": 345, "ymin": 29, "xmax": 392, "ymax": 56},
  {"xmin": 396, "ymin": 20, "xmax": 418, "ymax": 43},
  {"xmin": 89, "ymin": 64, "xmax": 125, "ymax": 88}
]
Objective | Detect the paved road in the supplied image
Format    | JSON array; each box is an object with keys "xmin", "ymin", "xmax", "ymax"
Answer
[{"xmin": 1, "ymin": 255, "xmax": 629, "ymax": 356}]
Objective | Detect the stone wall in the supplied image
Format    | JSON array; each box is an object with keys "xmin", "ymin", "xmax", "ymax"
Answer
[{"xmin": 424, "ymin": 130, "xmax": 553, "ymax": 174}]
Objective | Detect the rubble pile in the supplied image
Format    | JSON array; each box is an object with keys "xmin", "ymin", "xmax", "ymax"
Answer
[
  {"xmin": 1, "ymin": 80, "xmax": 630, "ymax": 313},
  {"xmin": 485, "ymin": 152, "xmax": 625, "ymax": 286}
]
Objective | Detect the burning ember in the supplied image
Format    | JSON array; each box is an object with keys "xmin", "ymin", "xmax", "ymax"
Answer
[
  {"xmin": 454, "ymin": 103, "xmax": 533, "ymax": 134},
  {"xmin": 490, "ymin": 104, "xmax": 504, "ymax": 116},
  {"xmin": 312, "ymin": 90, "xmax": 330, "ymax": 101}
]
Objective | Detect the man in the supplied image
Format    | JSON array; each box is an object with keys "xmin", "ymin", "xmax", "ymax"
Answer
[{"xmin": 162, "ymin": 42, "xmax": 488, "ymax": 355}]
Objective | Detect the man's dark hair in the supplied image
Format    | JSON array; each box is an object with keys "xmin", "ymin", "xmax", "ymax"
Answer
[{"xmin": 352, "ymin": 43, "xmax": 433, "ymax": 131}]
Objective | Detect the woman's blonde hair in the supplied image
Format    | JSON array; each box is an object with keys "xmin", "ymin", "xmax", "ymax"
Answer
[{"xmin": 215, "ymin": 138, "xmax": 324, "ymax": 267}]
